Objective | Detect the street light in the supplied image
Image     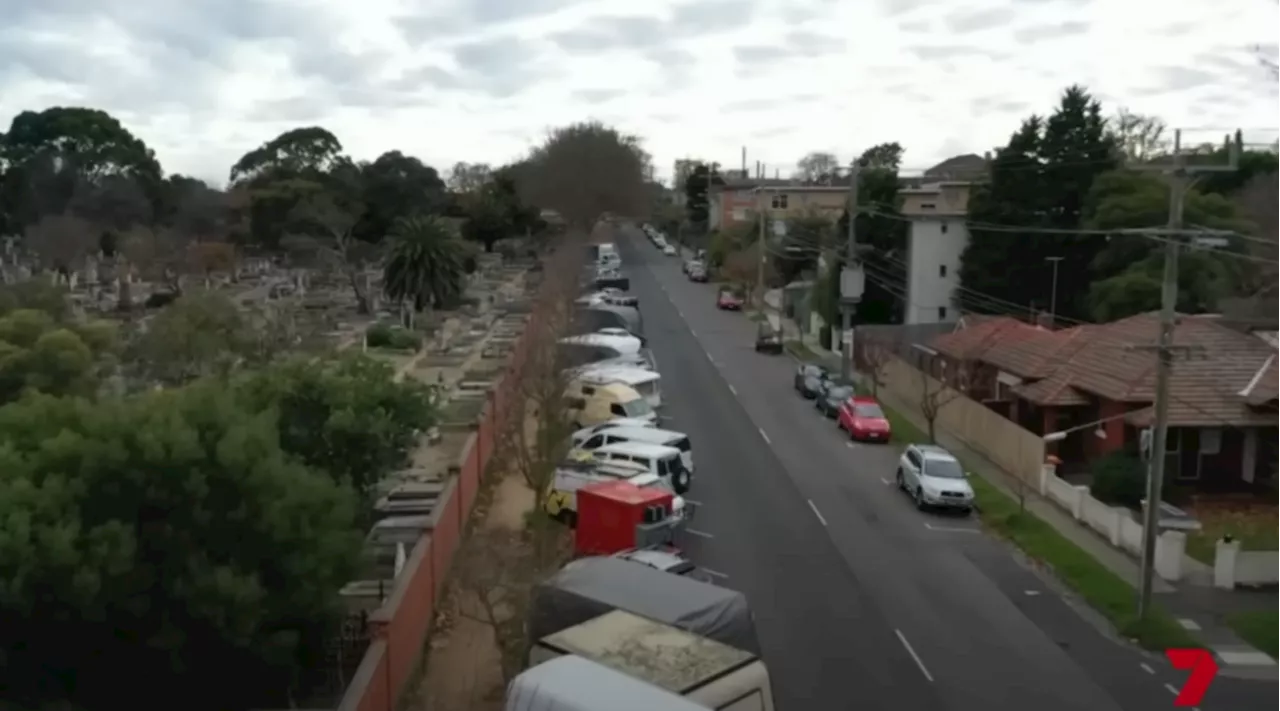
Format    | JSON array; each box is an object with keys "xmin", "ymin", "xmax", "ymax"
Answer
[{"xmin": 1041, "ymin": 409, "xmax": 1138, "ymax": 442}]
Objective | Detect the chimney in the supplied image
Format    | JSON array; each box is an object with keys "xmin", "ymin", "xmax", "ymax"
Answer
[{"xmin": 741, "ymin": 146, "xmax": 747, "ymax": 174}]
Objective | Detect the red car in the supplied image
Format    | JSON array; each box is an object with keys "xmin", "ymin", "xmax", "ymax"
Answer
[
  {"xmin": 716, "ymin": 289, "xmax": 744, "ymax": 310},
  {"xmin": 837, "ymin": 396, "xmax": 892, "ymax": 442}
]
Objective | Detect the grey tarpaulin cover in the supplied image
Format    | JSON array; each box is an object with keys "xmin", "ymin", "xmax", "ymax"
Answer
[{"xmin": 529, "ymin": 557, "xmax": 760, "ymax": 654}]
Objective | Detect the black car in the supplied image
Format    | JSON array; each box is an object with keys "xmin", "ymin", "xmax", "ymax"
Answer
[
  {"xmin": 755, "ymin": 321, "xmax": 784, "ymax": 354},
  {"xmin": 815, "ymin": 382, "xmax": 854, "ymax": 418},
  {"xmin": 793, "ymin": 364, "xmax": 828, "ymax": 398}
]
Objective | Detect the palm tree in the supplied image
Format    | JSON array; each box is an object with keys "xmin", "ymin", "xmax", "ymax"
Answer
[{"xmin": 383, "ymin": 215, "xmax": 468, "ymax": 315}]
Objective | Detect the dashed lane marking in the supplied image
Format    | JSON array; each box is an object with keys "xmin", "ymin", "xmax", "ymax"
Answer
[
  {"xmin": 1164, "ymin": 684, "xmax": 1179, "ymax": 697},
  {"xmin": 880, "ymin": 477, "xmax": 893, "ymax": 485},
  {"xmin": 895, "ymin": 629, "xmax": 934, "ymax": 683},
  {"xmin": 923, "ymin": 522, "xmax": 980, "ymax": 533},
  {"xmin": 846, "ymin": 441, "xmax": 858, "ymax": 449},
  {"xmin": 808, "ymin": 499, "xmax": 828, "ymax": 526},
  {"xmin": 685, "ymin": 528, "xmax": 714, "ymax": 539},
  {"xmin": 1139, "ymin": 663, "xmax": 1155, "ymax": 675},
  {"xmin": 759, "ymin": 428, "xmax": 771, "ymax": 444},
  {"xmin": 702, "ymin": 568, "xmax": 729, "ymax": 579},
  {"xmin": 728, "ymin": 384, "xmax": 738, "ymax": 395}
]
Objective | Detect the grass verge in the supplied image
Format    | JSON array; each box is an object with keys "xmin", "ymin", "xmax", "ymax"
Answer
[
  {"xmin": 784, "ymin": 339, "xmax": 818, "ymax": 362},
  {"xmin": 1226, "ymin": 609, "xmax": 1279, "ymax": 659},
  {"xmin": 874, "ymin": 391, "xmax": 1201, "ymax": 651}
]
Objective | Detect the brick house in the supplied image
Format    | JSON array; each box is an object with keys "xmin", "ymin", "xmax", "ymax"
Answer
[{"xmin": 927, "ymin": 313, "xmax": 1278, "ymax": 493}]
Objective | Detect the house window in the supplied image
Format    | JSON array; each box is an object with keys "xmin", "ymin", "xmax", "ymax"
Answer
[
  {"xmin": 941, "ymin": 221, "xmax": 949, "ymax": 233},
  {"xmin": 1168, "ymin": 427, "xmax": 1190, "ymax": 481},
  {"xmin": 920, "ymin": 202, "xmax": 936, "ymax": 209},
  {"xmin": 939, "ymin": 265, "xmax": 947, "ymax": 278},
  {"xmin": 771, "ymin": 193, "xmax": 789, "ymax": 209},
  {"xmin": 937, "ymin": 306, "xmax": 947, "ymax": 320},
  {"xmin": 1200, "ymin": 428, "xmax": 1222, "ymax": 455}
]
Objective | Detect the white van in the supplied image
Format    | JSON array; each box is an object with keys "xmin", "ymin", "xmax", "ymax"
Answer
[
  {"xmin": 577, "ymin": 365, "xmax": 662, "ymax": 409},
  {"xmin": 506, "ymin": 654, "xmax": 711, "ymax": 711},
  {"xmin": 528, "ymin": 611, "xmax": 777, "ymax": 711},
  {"xmin": 570, "ymin": 418, "xmax": 655, "ymax": 443},
  {"xmin": 543, "ymin": 459, "xmax": 688, "ymax": 524},
  {"xmin": 573, "ymin": 426, "xmax": 694, "ymax": 473},
  {"xmin": 560, "ymin": 332, "xmax": 642, "ymax": 357},
  {"xmin": 591, "ymin": 441, "xmax": 692, "ymax": 493}
]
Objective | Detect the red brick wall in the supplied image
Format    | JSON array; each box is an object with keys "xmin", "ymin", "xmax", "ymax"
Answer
[{"xmin": 336, "ymin": 301, "xmax": 541, "ymax": 711}]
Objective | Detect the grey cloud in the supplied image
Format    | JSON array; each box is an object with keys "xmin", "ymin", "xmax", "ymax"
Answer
[
  {"xmin": 669, "ymin": 0, "xmax": 759, "ymax": 35},
  {"xmin": 899, "ymin": 20, "xmax": 931, "ymax": 32},
  {"xmin": 722, "ymin": 98, "xmax": 774, "ymax": 112},
  {"xmin": 970, "ymin": 96, "xmax": 1030, "ymax": 114},
  {"xmin": 550, "ymin": 1, "xmax": 760, "ymax": 56},
  {"xmin": 944, "ymin": 7, "xmax": 1016, "ymax": 33},
  {"xmin": 451, "ymin": 37, "xmax": 551, "ymax": 98},
  {"xmin": 1162, "ymin": 21, "xmax": 1195, "ymax": 36},
  {"xmin": 572, "ymin": 88, "xmax": 624, "ymax": 102},
  {"xmin": 1012, "ymin": 21, "xmax": 1090, "ymax": 43},
  {"xmin": 907, "ymin": 45, "xmax": 999, "ymax": 61},
  {"xmin": 732, "ymin": 30, "xmax": 844, "ymax": 68},
  {"xmin": 879, "ymin": 0, "xmax": 932, "ymax": 18},
  {"xmin": 733, "ymin": 45, "xmax": 793, "ymax": 65},
  {"xmin": 785, "ymin": 31, "xmax": 845, "ymax": 54},
  {"xmin": 750, "ymin": 126, "xmax": 793, "ymax": 139},
  {"xmin": 398, "ymin": 0, "xmax": 585, "ymax": 41},
  {"xmin": 1152, "ymin": 66, "xmax": 1219, "ymax": 92}
]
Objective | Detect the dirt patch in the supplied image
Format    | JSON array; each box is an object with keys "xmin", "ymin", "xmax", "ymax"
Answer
[{"xmin": 409, "ymin": 472, "xmax": 535, "ymax": 711}]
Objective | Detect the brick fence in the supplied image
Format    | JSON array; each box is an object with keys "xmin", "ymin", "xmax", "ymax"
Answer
[{"xmin": 335, "ymin": 285, "xmax": 546, "ymax": 711}]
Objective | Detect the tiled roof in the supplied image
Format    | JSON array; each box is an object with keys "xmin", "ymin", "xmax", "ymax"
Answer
[{"xmin": 930, "ymin": 312, "xmax": 1279, "ymax": 427}]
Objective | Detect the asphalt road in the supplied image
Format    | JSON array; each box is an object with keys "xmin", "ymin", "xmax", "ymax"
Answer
[{"xmin": 615, "ymin": 228, "xmax": 1273, "ymax": 711}]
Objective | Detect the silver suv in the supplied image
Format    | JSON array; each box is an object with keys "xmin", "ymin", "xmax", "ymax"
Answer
[{"xmin": 896, "ymin": 444, "xmax": 975, "ymax": 513}]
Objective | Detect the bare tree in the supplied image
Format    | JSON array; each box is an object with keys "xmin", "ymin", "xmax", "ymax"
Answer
[
  {"xmin": 795, "ymin": 151, "xmax": 840, "ymax": 183},
  {"xmin": 1109, "ymin": 109, "xmax": 1168, "ymax": 162},
  {"xmin": 118, "ymin": 225, "xmax": 190, "ymax": 293},
  {"xmin": 919, "ymin": 358, "xmax": 971, "ymax": 443},
  {"xmin": 288, "ymin": 192, "xmax": 376, "ymax": 313},
  {"xmin": 862, "ymin": 342, "xmax": 891, "ymax": 397},
  {"xmin": 25, "ymin": 214, "xmax": 96, "ymax": 277},
  {"xmin": 451, "ymin": 526, "xmax": 542, "ymax": 687},
  {"xmin": 519, "ymin": 122, "xmax": 650, "ymax": 231},
  {"xmin": 447, "ymin": 161, "xmax": 493, "ymax": 194}
]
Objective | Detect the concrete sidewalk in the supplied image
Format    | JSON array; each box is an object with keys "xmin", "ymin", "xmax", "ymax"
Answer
[{"xmin": 781, "ymin": 319, "xmax": 1277, "ymax": 676}]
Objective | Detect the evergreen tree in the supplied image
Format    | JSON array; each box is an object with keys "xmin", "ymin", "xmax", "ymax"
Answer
[{"xmin": 959, "ymin": 86, "xmax": 1118, "ymax": 321}]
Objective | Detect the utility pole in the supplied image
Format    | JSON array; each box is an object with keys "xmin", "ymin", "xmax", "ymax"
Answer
[
  {"xmin": 1133, "ymin": 128, "xmax": 1239, "ymax": 619},
  {"xmin": 839, "ymin": 161, "xmax": 861, "ymax": 380},
  {"xmin": 1045, "ymin": 256, "xmax": 1063, "ymax": 327},
  {"xmin": 756, "ymin": 186, "xmax": 767, "ymax": 309}
]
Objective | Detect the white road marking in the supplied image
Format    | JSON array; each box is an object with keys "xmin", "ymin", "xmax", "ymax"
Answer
[
  {"xmin": 683, "ymin": 498, "xmax": 703, "ymax": 506},
  {"xmin": 1139, "ymin": 663, "xmax": 1155, "ymax": 675},
  {"xmin": 689, "ymin": 327, "xmax": 697, "ymax": 337},
  {"xmin": 846, "ymin": 441, "xmax": 858, "ymax": 449},
  {"xmin": 759, "ymin": 428, "xmax": 771, "ymax": 444},
  {"xmin": 707, "ymin": 351, "xmax": 717, "ymax": 365},
  {"xmin": 1177, "ymin": 618, "xmax": 1202, "ymax": 631},
  {"xmin": 728, "ymin": 384, "xmax": 738, "ymax": 395},
  {"xmin": 923, "ymin": 523, "xmax": 980, "ymax": 533},
  {"xmin": 807, "ymin": 499, "xmax": 828, "ymax": 526},
  {"xmin": 1023, "ymin": 590, "xmax": 1041, "ymax": 596},
  {"xmin": 701, "ymin": 567, "xmax": 729, "ymax": 579},
  {"xmin": 1164, "ymin": 684, "xmax": 1179, "ymax": 696},
  {"xmin": 685, "ymin": 528, "xmax": 714, "ymax": 539},
  {"xmin": 895, "ymin": 629, "xmax": 934, "ymax": 682},
  {"xmin": 880, "ymin": 477, "xmax": 893, "ymax": 485}
]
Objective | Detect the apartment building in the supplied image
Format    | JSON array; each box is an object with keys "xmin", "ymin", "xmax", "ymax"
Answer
[
  {"xmin": 901, "ymin": 181, "xmax": 974, "ymax": 325},
  {"xmin": 709, "ymin": 179, "xmax": 848, "ymax": 232}
]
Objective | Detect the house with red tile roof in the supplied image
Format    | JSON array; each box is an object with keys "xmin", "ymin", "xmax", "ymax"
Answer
[{"xmin": 927, "ymin": 313, "xmax": 1278, "ymax": 492}]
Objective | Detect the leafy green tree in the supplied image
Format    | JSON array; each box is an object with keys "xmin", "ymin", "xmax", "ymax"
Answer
[
  {"xmin": 521, "ymin": 121, "xmax": 651, "ymax": 230},
  {"xmin": 0, "ymin": 385, "xmax": 363, "ymax": 711},
  {"xmin": 383, "ymin": 215, "xmax": 469, "ymax": 311},
  {"xmin": 0, "ymin": 308, "xmax": 116, "ymax": 403},
  {"xmin": 229, "ymin": 126, "xmax": 347, "ymax": 247},
  {"xmin": 1082, "ymin": 169, "xmax": 1253, "ymax": 319},
  {"xmin": 236, "ymin": 354, "xmax": 438, "ymax": 500},
  {"xmin": 354, "ymin": 150, "xmax": 448, "ymax": 242},
  {"xmin": 684, "ymin": 162, "xmax": 721, "ymax": 230},
  {"xmin": 960, "ymin": 86, "xmax": 1118, "ymax": 321},
  {"xmin": 852, "ymin": 142, "xmax": 908, "ymax": 324},
  {"xmin": 128, "ymin": 291, "xmax": 259, "ymax": 385}
]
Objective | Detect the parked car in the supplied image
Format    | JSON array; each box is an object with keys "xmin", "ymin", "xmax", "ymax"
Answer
[
  {"xmin": 836, "ymin": 395, "xmax": 892, "ymax": 442},
  {"xmin": 662, "ymin": 244, "xmax": 678, "ymax": 256},
  {"xmin": 755, "ymin": 321, "xmax": 784, "ymax": 354},
  {"xmin": 896, "ymin": 444, "xmax": 975, "ymax": 513},
  {"xmin": 612, "ymin": 547, "xmax": 716, "ymax": 584},
  {"xmin": 814, "ymin": 382, "xmax": 854, "ymax": 418},
  {"xmin": 688, "ymin": 265, "xmax": 709, "ymax": 282},
  {"xmin": 716, "ymin": 288, "xmax": 744, "ymax": 310},
  {"xmin": 793, "ymin": 364, "xmax": 828, "ymax": 398}
]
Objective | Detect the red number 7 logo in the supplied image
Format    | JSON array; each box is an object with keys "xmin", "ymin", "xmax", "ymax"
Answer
[{"xmin": 1166, "ymin": 648, "xmax": 1219, "ymax": 706}]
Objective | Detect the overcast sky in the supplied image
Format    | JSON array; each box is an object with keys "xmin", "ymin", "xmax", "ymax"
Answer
[{"xmin": 1, "ymin": 0, "xmax": 1276, "ymax": 187}]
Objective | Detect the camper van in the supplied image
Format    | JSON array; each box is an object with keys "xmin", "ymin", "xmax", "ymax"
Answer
[
  {"xmin": 559, "ymin": 332, "xmax": 648, "ymax": 370},
  {"xmin": 565, "ymin": 381, "xmax": 655, "ymax": 428},
  {"xmin": 590, "ymin": 441, "xmax": 692, "ymax": 493},
  {"xmin": 571, "ymin": 425, "xmax": 694, "ymax": 473},
  {"xmin": 576, "ymin": 365, "xmax": 662, "ymax": 409},
  {"xmin": 529, "ymin": 610, "xmax": 777, "ymax": 711}
]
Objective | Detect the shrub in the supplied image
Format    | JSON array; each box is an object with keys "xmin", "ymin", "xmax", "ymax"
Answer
[
  {"xmin": 1089, "ymin": 451, "xmax": 1145, "ymax": 508},
  {"xmin": 365, "ymin": 322, "xmax": 420, "ymax": 350}
]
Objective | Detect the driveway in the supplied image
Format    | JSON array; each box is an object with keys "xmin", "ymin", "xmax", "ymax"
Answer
[{"xmin": 619, "ymin": 228, "xmax": 1269, "ymax": 711}]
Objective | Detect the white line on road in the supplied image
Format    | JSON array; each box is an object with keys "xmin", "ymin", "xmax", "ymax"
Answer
[
  {"xmin": 1139, "ymin": 663, "xmax": 1155, "ymax": 675},
  {"xmin": 880, "ymin": 477, "xmax": 892, "ymax": 485},
  {"xmin": 707, "ymin": 351, "xmax": 717, "ymax": 365},
  {"xmin": 683, "ymin": 498, "xmax": 703, "ymax": 506},
  {"xmin": 728, "ymin": 384, "xmax": 738, "ymax": 395},
  {"xmin": 1164, "ymin": 684, "xmax": 1179, "ymax": 696},
  {"xmin": 701, "ymin": 568, "xmax": 729, "ymax": 579},
  {"xmin": 846, "ymin": 441, "xmax": 858, "ymax": 449},
  {"xmin": 758, "ymin": 428, "xmax": 771, "ymax": 444},
  {"xmin": 689, "ymin": 327, "xmax": 697, "ymax": 337},
  {"xmin": 895, "ymin": 629, "xmax": 934, "ymax": 682},
  {"xmin": 685, "ymin": 528, "xmax": 714, "ymax": 539},
  {"xmin": 808, "ymin": 499, "xmax": 828, "ymax": 526},
  {"xmin": 923, "ymin": 522, "xmax": 980, "ymax": 533}
]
